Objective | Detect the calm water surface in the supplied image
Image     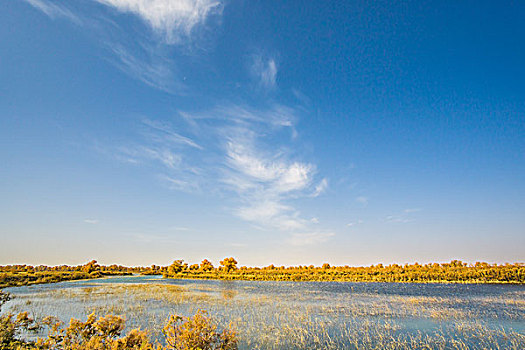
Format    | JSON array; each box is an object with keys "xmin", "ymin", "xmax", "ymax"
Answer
[{"xmin": 4, "ymin": 276, "xmax": 525, "ymax": 349}]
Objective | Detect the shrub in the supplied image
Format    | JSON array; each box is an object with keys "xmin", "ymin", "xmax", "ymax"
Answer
[
  {"xmin": 163, "ymin": 310, "xmax": 237, "ymax": 350},
  {"xmin": 0, "ymin": 290, "xmax": 39, "ymax": 350}
]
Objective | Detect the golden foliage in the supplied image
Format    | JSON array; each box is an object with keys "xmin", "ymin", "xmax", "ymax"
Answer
[
  {"xmin": 3, "ymin": 259, "xmax": 523, "ymax": 287},
  {"xmin": 164, "ymin": 259, "xmax": 525, "ymax": 284},
  {"xmin": 163, "ymin": 310, "xmax": 237, "ymax": 350}
]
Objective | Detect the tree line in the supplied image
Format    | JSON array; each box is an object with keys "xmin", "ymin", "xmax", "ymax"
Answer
[
  {"xmin": 2, "ymin": 259, "xmax": 524, "ymax": 287},
  {"xmin": 162, "ymin": 259, "xmax": 525, "ymax": 284},
  {"xmin": 0, "ymin": 261, "xmax": 134, "ymax": 288}
]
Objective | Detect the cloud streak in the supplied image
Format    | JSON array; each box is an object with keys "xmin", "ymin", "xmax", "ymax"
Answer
[
  {"xmin": 251, "ymin": 55, "xmax": 278, "ymax": 89},
  {"xmin": 211, "ymin": 106, "xmax": 333, "ymax": 243},
  {"xmin": 96, "ymin": 0, "xmax": 223, "ymax": 44},
  {"xmin": 110, "ymin": 102, "xmax": 332, "ymax": 244},
  {"xmin": 27, "ymin": 1, "xmax": 332, "ymax": 245},
  {"xmin": 24, "ymin": 0, "xmax": 81, "ymax": 23},
  {"xmin": 109, "ymin": 44, "xmax": 181, "ymax": 93},
  {"xmin": 142, "ymin": 118, "xmax": 203, "ymax": 150},
  {"xmin": 385, "ymin": 209, "xmax": 421, "ymax": 224},
  {"xmin": 311, "ymin": 178, "xmax": 328, "ymax": 197},
  {"xmin": 218, "ymin": 110, "xmax": 313, "ymax": 232},
  {"xmin": 23, "ymin": 0, "xmax": 223, "ymax": 93}
]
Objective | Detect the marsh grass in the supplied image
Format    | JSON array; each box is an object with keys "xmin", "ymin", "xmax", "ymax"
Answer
[{"xmin": 3, "ymin": 278, "xmax": 524, "ymax": 349}]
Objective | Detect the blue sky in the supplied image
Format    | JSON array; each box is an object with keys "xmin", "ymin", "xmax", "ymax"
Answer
[{"xmin": 1, "ymin": 0, "xmax": 524, "ymax": 267}]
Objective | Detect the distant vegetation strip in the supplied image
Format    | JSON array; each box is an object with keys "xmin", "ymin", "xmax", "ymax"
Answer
[
  {"xmin": 161, "ymin": 258, "xmax": 525, "ymax": 284},
  {"xmin": 2, "ymin": 259, "xmax": 524, "ymax": 287},
  {"xmin": 0, "ymin": 261, "xmax": 134, "ymax": 288}
]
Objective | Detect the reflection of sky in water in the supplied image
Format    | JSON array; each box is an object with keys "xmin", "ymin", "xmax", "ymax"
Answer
[{"xmin": 3, "ymin": 276, "xmax": 525, "ymax": 349}]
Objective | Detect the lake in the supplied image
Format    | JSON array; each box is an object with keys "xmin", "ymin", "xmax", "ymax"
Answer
[{"xmin": 4, "ymin": 275, "xmax": 525, "ymax": 349}]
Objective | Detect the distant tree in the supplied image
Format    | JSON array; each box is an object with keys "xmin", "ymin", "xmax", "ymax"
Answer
[
  {"xmin": 168, "ymin": 260, "xmax": 185, "ymax": 275},
  {"xmin": 450, "ymin": 260, "xmax": 466, "ymax": 267},
  {"xmin": 82, "ymin": 260, "xmax": 99, "ymax": 274},
  {"xmin": 200, "ymin": 259, "xmax": 214, "ymax": 272},
  {"xmin": 219, "ymin": 258, "xmax": 238, "ymax": 273}
]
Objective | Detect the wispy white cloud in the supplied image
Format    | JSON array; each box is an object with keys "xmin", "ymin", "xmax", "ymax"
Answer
[
  {"xmin": 251, "ymin": 55, "xmax": 278, "ymax": 89},
  {"xmin": 142, "ymin": 118, "xmax": 203, "ymax": 150},
  {"xmin": 346, "ymin": 219, "xmax": 363, "ymax": 227},
  {"xmin": 311, "ymin": 178, "xmax": 328, "ymax": 197},
  {"xmin": 114, "ymin": 116, "xmax": 205, "ymax": 193},
  {"xmin": 160, "ymin": 174, "xmax": 201, "ymax": 193},
  {"xmin": 169, "ymin": 102, "xmax": 330, "ymax": 241},
  {"xmin": 109, "ymin": 102, "xmax": 329, "ymax": 243},
  {"xmin": 236, "ymin": 202, "xmax": 306, "ymax": 231},
  {"xmin": 84, "ymin": 219, "xmax": 99, "ymax": 224},
  {"xmin": 109, "ymin": 44, "xmax": 182, "ymax": 93},
  {"xmin": 96, "ymin": 0, "xmax": 223, "ymax": 44},
  {"xmin": 385, "ymin": 208, "xmax": 421, "ymax": 224},
  {"xmin": 384, "ymin": 208, "xmax": 421, "ymax": 224},
  {"xmin": 119, "ymin": 146, "xmax": 181, "ymax": 169},
  {"xmin": 291, "ymin": 88, "xmax": 312, "ymax": 107},
  {"xmin": 24, "ymin": 0, "xmax": 223, "ymax": 93},
  {"xmin": 24, "ymin": 0, "xmax": 81, "ymax": 23},
  {"xmin": 385, "ymin": 215, "xmax": 414, "ymax": 224},
  {"xmin": 224, "ymin": 135, "xmax": 314, "ymax": 232},
  {"xmin": 147, "ymin": 148, "xmax": 181, "ymax": 169},
  {"xmin": 25, "ymin": 0, "xmax": 331, "ymax": 246},
  {"xmin": 116, "ymin": 143, "xmax": 199, "ymax": 192},
  {"xmin": 226, "ymin": 142, "xmax": 312, "ymax": 194},
  {"xmin": 213, "ymin": 104, "xmax": 295, "ymax": 128}
]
